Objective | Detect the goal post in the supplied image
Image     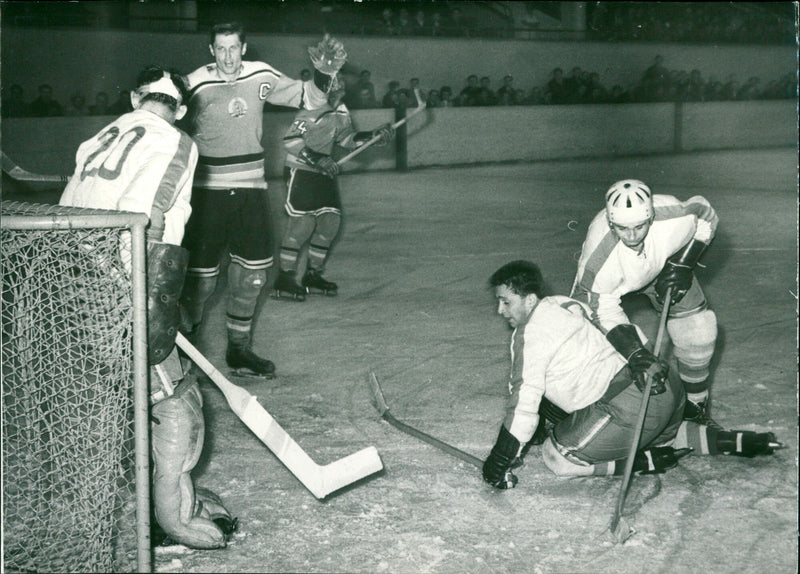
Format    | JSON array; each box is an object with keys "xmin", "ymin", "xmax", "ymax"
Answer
[{"xmin": 1, "ymin": 201, "xmax": 151, "ymax": 573}]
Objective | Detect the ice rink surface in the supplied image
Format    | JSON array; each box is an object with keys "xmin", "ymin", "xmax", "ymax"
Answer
[{"xmin": 155, "ymin": 147, "xmax": 798, "ymax": 574}]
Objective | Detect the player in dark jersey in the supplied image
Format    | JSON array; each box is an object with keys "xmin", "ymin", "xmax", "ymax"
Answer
[
  {"xmin": 179, "ymin": 23, "xmax": 346, "ymax": 378},
  {"xmin": 274, "ymin": 74, "xmax": 394, "ymax": 300}
]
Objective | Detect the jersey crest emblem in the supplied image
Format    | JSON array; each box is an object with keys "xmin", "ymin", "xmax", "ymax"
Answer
[{"xmin": 227, "ymin": 97, "xmax": 248, "ymax": 118}]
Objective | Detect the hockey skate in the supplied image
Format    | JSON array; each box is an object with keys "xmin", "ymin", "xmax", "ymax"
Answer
[
  {"xmin": 226, "ymin": 344, "xmax": 276, "ymax": 379},
  {"xmin": 302, "ymin": 268, "xmax": 338, "ymax": 296},
  {"xmin": 716, "ymin": 430, "xmax": 784, "ymax": 457},
  {"xmin": 272, "ymin": 270, "xmax": 306, "ymax": 301}
]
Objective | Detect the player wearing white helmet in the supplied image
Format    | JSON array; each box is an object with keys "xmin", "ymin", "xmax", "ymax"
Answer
[
  {"xmin": 571, "ymin": 179, "xmax": 721, "ymax": 428},
  {"xmin": 61, "ymin": 66, "xmax": 237, "ymax": 549}
]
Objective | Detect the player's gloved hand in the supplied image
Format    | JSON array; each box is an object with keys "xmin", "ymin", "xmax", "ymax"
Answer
[
  {"xmin": 655, "ymin": 240, "xmax": 708, "ymax": 304},
  {"xmin": 655, "ymin": 261, "xmax": 693, "ymax": 304},
  {"xmin": 606, "ymin": 324, "xmax": 668, "ymax": 396},
  {"xmin": 371, "ymin": 124, "xmax": 395, "ymax": 146},
  {"xmin": 316, "ymin": 156, "xmax": 340, "ymax": 178},
  {"xmin": 308, "ymin": 34, "xmax": 347, "ymax": 75},
  {"xmin": 483, "ymin": 425, "xmax": 521, "ymax": 490},
  {"xmin": 628, "ymin": 348, "xmax": 668, "ymax": 395}
]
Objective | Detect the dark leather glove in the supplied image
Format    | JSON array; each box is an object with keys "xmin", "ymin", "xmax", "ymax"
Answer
[
  {"xmin": 483, "ymin": 425, "xmax": 521, "ymax": 489},
  {"xmin": 607, "ymin": 324, "xmax": 668, "ymax": 395},
  {"xmin": 655, "ymin": 240, "xmax": 707, "ymax": 304},
  {"xmin": 316, "ymin": 155, "xmax": 340, "ymax": 178},
  {"xmin": 371, "ymin": 124, "xmax": 395, "ymax": 146}
]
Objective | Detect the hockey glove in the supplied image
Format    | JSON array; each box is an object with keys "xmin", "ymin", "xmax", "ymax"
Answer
[
  {"xmin": 371, "ymin": 124, "xmax": 395, "ymax": 147},
  {"xmin": 299, "ymin": 147, "xmax": 340, "ymax": 178},
  {"xmin": 308, "ymin": 34, "xmax": 347, "ymax": 75},
  {"xmin": 483, "ymin": 425, "xmax": 521, "ymax": 490},
  {"xmin": 655, "ymin": 239, "xmax": 707, "ymax": 304},
  {"xmin": 606, "ymin": 324, "xmax": 668, "ymax": 395}
]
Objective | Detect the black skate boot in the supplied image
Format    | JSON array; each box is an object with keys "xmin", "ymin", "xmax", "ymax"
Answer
[
  {"xmin": 715, "ymin": 430, "xmax": 784, "ymax": 457},
  {"xmin": 683, "ymin": 397, "xmax": 724, "ymax": 431},
  {"xmin": 302, "ymin": 268, "xmax": 337, "ymax": 296},
  {"xmin": 633, "ymin": 446, "xmax": 693, "ymax": 475},
  {"xmin": 226, "ymin": 343, "xmax": 276, "ymax": 379},
  {"xmin": 273, "ymin": 270, "xmax": 306, "ymax": 301}
]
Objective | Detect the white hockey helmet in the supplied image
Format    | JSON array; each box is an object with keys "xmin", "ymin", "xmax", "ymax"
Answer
[{"xmin": 605, "ymin": 179, "xmax": 654, "ymax": 225}]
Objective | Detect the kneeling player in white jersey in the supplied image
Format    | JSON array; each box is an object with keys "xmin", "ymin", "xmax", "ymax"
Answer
[
  {"xmin": 482, "ymin": 261, "xmax": 780, "ymax": 489},
  {"xmin": 60, "ymin": 67, "xmax": 236, "ymax": 548},
  {"xmin": 571, "ymin": 179, "xmax": 722, "ymax": 428},
  {"xmin": 274, "ymin": 73, "xmax": 395, "ymax": 300}
]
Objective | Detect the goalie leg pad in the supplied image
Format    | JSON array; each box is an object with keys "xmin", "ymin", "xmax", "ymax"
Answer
[
  {"xmin": 667, "ymin": 309, "xmax": 717, "ymax": 384},
  {"xmin": 152, "ymin": 379, "xmax": 227, "ymax": 549},
  {"xmin": 147, "ymin": 242, "xmax": 189, "ymax": 364}
]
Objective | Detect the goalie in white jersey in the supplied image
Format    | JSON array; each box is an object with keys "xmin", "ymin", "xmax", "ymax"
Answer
[
  {"xmin": 571, "ymin": 180, "xmax": 722, "ymax": 428},
  {"xmin": 482, "ymin": 261, "xmax": 780, "ymax": 490},
  {"xmin": 60, "ymin": 67, "xmax": 236, "ymax": 549}
]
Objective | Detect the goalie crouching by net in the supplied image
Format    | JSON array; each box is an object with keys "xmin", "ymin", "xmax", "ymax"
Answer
[{"xmin": 59, "ymin": 66, "xmax": 237, "ymax": 549}]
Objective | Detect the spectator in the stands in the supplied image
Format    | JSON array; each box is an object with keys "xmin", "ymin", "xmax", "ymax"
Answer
[
  {"xmin": 585, "ymin": 72, "xmax": 610, "ymax": 103},
  {"xmin": 412, "ymin": 9, "xmax": 428, "ymax": 36},
  {"xmin": 426, "ymin": 89, "xmax": 443, "ymax": 108},
  {"xmin": 89, "ymin": 91, "xmax": 111, "ymax": 115},
  {"xmin": 408, "ymin": 78, "xmax": 426, "ymax": 107},
  {"xmin": 2, "ymin": 84, "xmax": 29, "ymax": 118},
  {"xmin": 496, "ymin": 75, "xmax": 518, "ymax": 105},
  {"xmin": 349, "ymin": 85, "xmax": 377, "ymax": 109},
  {"xmin": 447, "ymin": 7, "xmax": 469, "ymax": 37},
  {"xmin": 721, "ymin": 75, "xmax": 740, "ymax": 100},
  {"xmin": 526, "ymin": 86, "xmax": 546, "ymax": 105},
  {"xmin": 477, "ymin": 76, "xmax": 498, "ymax": 106},
  {"xmin": 382, "ymin": 80, "xmax": 401, "ymax": 108},
  {"xmin": 430, "ymin": 12, "xmax": 444, "ymax": 36},
  {"xmin": 545, "ymin": 67, "xmax": 569, "ymax": 104},
  {"xmin": 29, "ymin": 84, "xmax": 63, "ymax": 117},
  {"xmin": 641, "ymin": 54, "xmax": 670, "ymax": 101},
  {"xmin": 457, "ymin": 74, "xmax": 481, "ymax": 106},
  {"xmin": 439, "ymin": 86, "xmax": 455, "ymax": 107},
  {"xmin": 564, "ymin": 66, "xmax": 585, "ymax": 103},
  {"xmin": 65, "ymin": 91, "xmax": 89, "ymax": 116},
  {"xmin": 379, "ymin": 8, "xmax": 395, "ymax": 36},
  {"xmin": 395, "ymin": 8, "xmax": 412, "ymax": 36},
  {"xmin": 109, "ymin": 89, "xmax": 134, "ymax": 114}
]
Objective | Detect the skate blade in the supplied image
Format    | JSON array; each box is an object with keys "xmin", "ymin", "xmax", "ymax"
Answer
[
  {"xmin": 305, "ymin": 288, "xmax": 337, "ymax": 297},
  {"xmin": 271, "ymin": 290, "xmax": 306, "ymax": 302},
  {"xmin": 230, "ymin": 368, "xmax": 275, "ymax": 380}
]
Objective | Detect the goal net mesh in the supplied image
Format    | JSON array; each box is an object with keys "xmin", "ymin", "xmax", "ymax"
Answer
[{"xmin": 2, "ymin": 201, "xmax": 145, "ymax": 573}]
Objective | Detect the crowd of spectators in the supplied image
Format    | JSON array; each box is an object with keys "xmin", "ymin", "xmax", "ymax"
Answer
[
  {"xmin": 343, "ymin": 58, "xmax": 795, "ymax": 112},
  {"xmin": 2, "ymin": 84, "xmax": 133, "ymax": 118}
]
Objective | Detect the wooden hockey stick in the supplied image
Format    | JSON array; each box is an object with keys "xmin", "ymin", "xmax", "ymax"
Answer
[
  {"xmin": 177, "ymin": 333, "xmax": 383, "ymax": 499},
  {"xmin": 368, "ymin": 372, "xmax": 483, "ymax": 467},
  {"xmin": 336, "ymin": 88, "xmax": 427, "ymax": 166},
  {"xmin": 2, "ymin": 152, "xmax": 70, "ymax": 184},
  {"xmin": 609, "ymin": 287, "xmax": 672, "ymax": 543}
]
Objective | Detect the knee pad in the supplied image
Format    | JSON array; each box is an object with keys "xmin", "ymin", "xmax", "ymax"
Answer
[
  {"xmin": 541, "ymin": 437, "xmax": 594, "ymax": 477},
  {"xmin": 282, "ymin": 215, "xmax": 316, "ymax": 250},
  {"xmin": 668, "ymin": 309, "xmax": 717, "ymax": 383},
  {"xmin": 227, "ymin": 263, "xmax": 267, "ymax": 317},
  {"xmin": 313, "ymin": 212, "xmax": 341, "ymax": 245}
]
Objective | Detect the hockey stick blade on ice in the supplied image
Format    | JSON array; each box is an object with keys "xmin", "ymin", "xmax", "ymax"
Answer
[
  {"xmin": 337, "ymin": 88, "xmax": 427, "ymax": 166},
  {"xmin": 609, "ymin": 287, "xmax": 673, "ymax": 544},
  {"xmin": 177, "ymin": 333, "xmax": 383, "ymax": 499},
  {"xmin": 368, "ymin": 372, "xmax": 483, "ymax": 468},
  {"xmin": 2, "ymin": 152, "xmax": 70, "ymax": 184}
]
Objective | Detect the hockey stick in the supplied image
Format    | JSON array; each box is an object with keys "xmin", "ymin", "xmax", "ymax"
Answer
[
  {"xmin": 176, "ymin": 333, "xmax": 383, "ymax": 499},
  {"xmin": 609, "ymin": 287, "xmax": 672, "ymax": 543},
  {"xmin": 2, "ymin": 152, "xmax": 70, "ymax": 184},
  {"xmin": 368, "ymin": 372, "xmax": 483, "ymax": 468},
  {"xmin": 336, "ymin": 88, "xmax": 427, "ymax": 166}
]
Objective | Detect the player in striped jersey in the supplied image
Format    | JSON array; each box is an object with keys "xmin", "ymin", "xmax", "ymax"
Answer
[
  {"xmin": 273, "ymin": 74, "xmax": 394, "ymax": 300},
  {"xmin": 60, "ymin": 67, "xmax": 236, "ymax": 548},
  {"xmin": 179, "ymin": 23, "xmax": 346, "ymax": 378},
  {"xmin": 571, "ymin": 180, "xmax": 723, "ymax": 428},
  {"xmin": 482, "ymin": 261, "xmax": 780, "ymax": 490}
]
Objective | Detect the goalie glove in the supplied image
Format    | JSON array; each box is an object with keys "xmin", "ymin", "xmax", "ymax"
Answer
[
  {"xmin": 308, "ymin": 34, "xmax": 347, "ymax": 75},
  {"xmin": 299, "ymin": 147, "xmax": 339, "ymax": 178},
  {"xmin": 482, "ymin": 425, "xmax": 521, "ymax": 490},
  {"xmin": 655, "ymin": 239, "xmax": 707, "ymax": 304},
  {"xmin": 606, "ymin": 324, "xmax": 668, "ymax": 395}
]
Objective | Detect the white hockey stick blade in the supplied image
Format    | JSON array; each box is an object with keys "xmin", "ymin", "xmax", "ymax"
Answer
[
  {"xmin": 2, "ymin": 152, "xmax": 71, "ymax": 183},
  {"xmin": 337, "ymin": 87, "xmax": 427, "ymax": 166},
  {"xmin": 176, "ymin": 333, "xmax": 383, "ymax": 499}
]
